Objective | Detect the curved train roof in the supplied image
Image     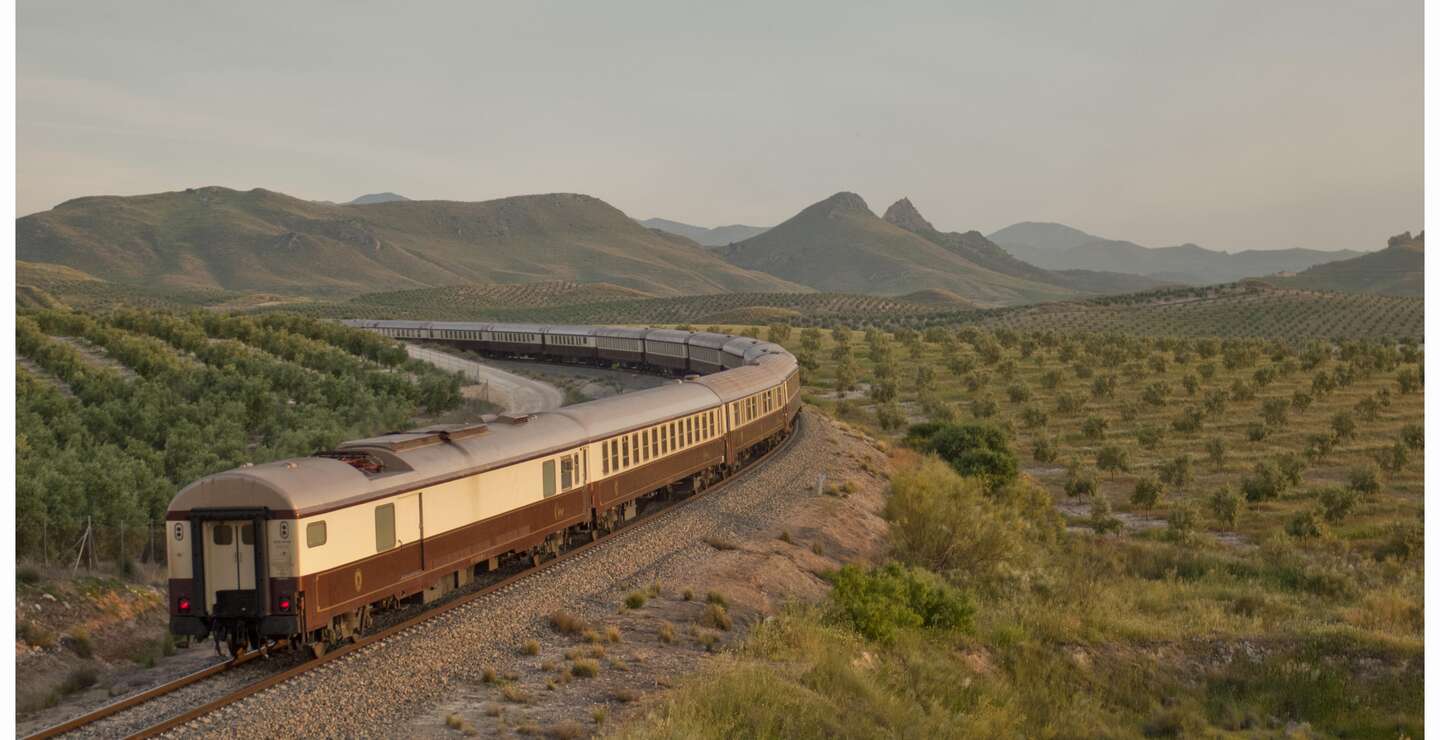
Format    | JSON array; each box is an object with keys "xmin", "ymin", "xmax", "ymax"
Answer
[{"xmin": 171, "ymin": 323, "xmax": 798, "ymax": 518}]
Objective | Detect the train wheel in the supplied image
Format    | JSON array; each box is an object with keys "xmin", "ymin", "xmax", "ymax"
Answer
[
  {"xmin": 225, "ymin": 636, "xmax": 244, "ymax": 658},
  {"xmin": 310, "ymin": 641, "xmax": 327, "ymax": 659}
]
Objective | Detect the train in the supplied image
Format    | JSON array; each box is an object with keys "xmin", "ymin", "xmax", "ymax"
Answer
[{"xmin": 166, "ymin": 322, "xmax": 800, "ymax": 656}]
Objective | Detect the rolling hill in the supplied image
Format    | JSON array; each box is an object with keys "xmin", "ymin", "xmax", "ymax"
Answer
[
  {"xmin": 882, "ymin": 199, "xmax": 1167, "ymax": 295},
  {"xmin": 349, "ymin": 192, "xmax": 410, "ymax": 205},
  {"xmin": 1272, "ymin": 231, "xmax": 1423, "ymax": 296},
  {"xmin": 990, "ymin": 221, "xmax": 1365, "ymax": 285},
  {"xmin": 715, "ymin": 192, "xmax": 1080, "ymax": 306},
  {"xmin": 16, "ymin": 187, "xmax": 808, "ymax": 297},
  {"xmin": 640, "ymin": 218, "xmax": 770, "ymax": 247}
]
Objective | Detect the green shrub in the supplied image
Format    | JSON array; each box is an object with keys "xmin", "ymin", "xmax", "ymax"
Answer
[
  {"xmin": 1401, "ymin": 423, "xmax": 1423, "ymax": 450},
  {"xmin": 884, "ymin": 458, "xmax": 1056, "ymax": 589},
  {"xmin": 1331, "ymin": 412, "xmax": 1357, "ymax": 441},
  {"xmin": 1080, "ymin": 416, "xmax": 1108, "ymax": 440},
  {"xmin": 1158, "ymin": 454, "xmax": 1194, "ymax": 488},
  {"xmin": 1374, "ymin": 523, "xmax": 1422, "ymax": 562},
  {"xmin": 1165, "ymin": 504, "xmax": 1199, "ymax": 542},
  {"xmin": 1064, "ymin": 467, "xmax": 1098, "ymax": 498},
  {"xmin": 1315, "ymin": 486, "xmax": 1358, "ymax": 523},
  {"xmin": 1348, "ymin": 464, "xmax": 1382, "ymax": 496},
  {"xmin": 1286, "ymin": 510, "xmax": 1326, "ymax": 539},
  {"xmin": 1130, "ymin": 476, "xmax": 1164, "ymax": 508},
  {"xmin": 1208, "ymin": 487, "xmax": 1243, "ymax": 529},
  {"xmin": 826, "ymin": 563, "xmax": 973, "ymax": 643},
  {"xmin": 1205, "ymin": 437, "xmax": 1226, "ymax": 469},
  {"xmin": 1095, "ymin": 445, "xmax": 1130, "ymax": 477},
  {"xmin": 1089, "ymin": 494, "xmax": 1122, "ymax": 535},
  {"xmin": 1032, "ymin": 436, "xmax": 1057, "ymax": 464},
  {"xmin": 1240, "ymin": 460, "xmax": 1288, "ymax": 502},
  {"xmin": 903, "ymin": 422, "xmax": 1017, "ymax": 494}
]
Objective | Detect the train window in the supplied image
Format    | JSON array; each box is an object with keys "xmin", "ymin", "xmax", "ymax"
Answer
[
  {"xmin": 610, "ymin": 440, "xmax": 619, "ymax": 472},
  {"xmin": 375, "ymin": 504, "xmax": 396, "ymax": 552},
  {"xmin": 543, "ymin": 460, "xmax": 557, "ymax": 498},
  {"xmin": 650, "ymin": 428, "xmax": 659, "ymax": 456},
  {"xmin": 641, "ymin": 431, "xmax": 650, "ymax": 461},
  {"xmin": 213, "ymin": 524, "xmax": 233, "ymax": 546},
  {"xmin": 670, "ymin": 422, "xmax": 677, "ymax": 449},
  {"xmin": 306, "ymin": 521, "xmax": 327, "ymax": 548},
  {"xmin": 686, "ymin": 417, "xmax": 693, "ymax": 445},
  {"xmin": 601, "ymin": 443, "xmax": 610, "ymax": 474},
  {"xmin": 622, "ymin": 436, "xmax": 630, "ymax": 467},
  {"xmin": 561, "ymin": 456, "xmax": 574, "ymax": 490},
  {"xmin": 240, "ymin": 524, "xmax": 254, "ymax": 546}
]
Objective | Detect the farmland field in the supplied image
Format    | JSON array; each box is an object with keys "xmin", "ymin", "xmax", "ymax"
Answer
[
  {"xmin": 15, "ymin": 308, "xmax": 465, "ymax": 565},
  {"xmin": 626, "ymin": 321, "xmax": 1424, "ymax": 736}
]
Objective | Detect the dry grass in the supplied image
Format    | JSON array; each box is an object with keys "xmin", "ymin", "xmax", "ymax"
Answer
[
  {"xmin": 521, "ymin": 639, "xmax": 541, "ymax": 656},
  {"xmin": 549, "ymin": 610, "xmax": 587, "ymax": 635},
  {"xmin": 571, "ymin": 658, "xmax": 600, "ymax": 678}
]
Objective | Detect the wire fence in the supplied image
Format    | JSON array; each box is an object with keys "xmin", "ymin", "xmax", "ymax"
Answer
[{"xmin": 25, "ymin": 517, "xmax": 170, "ymax": 572}]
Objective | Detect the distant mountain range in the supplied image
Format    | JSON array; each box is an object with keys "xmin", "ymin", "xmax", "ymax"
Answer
[
  {"xmin": 713, "ymin": 193, "xmax": 1165, "ymax": 306},
  {"xmin": 16, "ymin": 187, "xmax": 807, "ymax": 297},
  {"xmin": 990, "ymin": 221, "xmax": 1366, "ymax": 285},
  {"xmin": 639, "ymin": 218, "xmax": 770, "ymax": 247},
  {"xmin": 16, "ymin": 185, "xmax": 1397, "ymax": 309},
  {"xmin": 1271, "ymin": 231, "xmax": 1423, "ymax": 297}
]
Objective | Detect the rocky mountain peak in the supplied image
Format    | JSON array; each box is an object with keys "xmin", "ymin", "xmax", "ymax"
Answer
[{"xmin": 883, "ymin": 197, "xmax": 935, "ymax": 233}]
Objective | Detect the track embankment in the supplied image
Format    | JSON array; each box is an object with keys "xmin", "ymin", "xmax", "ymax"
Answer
[{"xmin": 404, "ymin": 344, "xmax": 564, "ymax": 413}]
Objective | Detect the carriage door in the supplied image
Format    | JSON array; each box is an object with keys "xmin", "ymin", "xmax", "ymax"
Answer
[
  {"xmin": 203, "ymin": 520, "xmax": 256, "ymax": 614},
  {"xmin": 394, "ymin": 493, "xmax": 424, "ymax": 575}
]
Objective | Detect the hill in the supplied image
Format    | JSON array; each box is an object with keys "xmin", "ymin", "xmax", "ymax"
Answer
[
  {"xmin": 640, "ymin": 218, "xmax": 770, "ymax": 247},
  {"xmin": 16, "ymin": 186, "xmax": 808, "ymax": 298},
  {"xmin": 1272, "ymin": 232, "xmax": 1423, "ymax": 297},
  {"xmin": 992, "ymin": 221, "xmax": 1365, "ymax": 285},
  {"xmin": 883, "ymin": 199, "xmax": 1167, "ymax": 296},
  {"xmin": 349, "ymin": 192, "xmax": 410, "ymax": 205},
  {"xmin": 987, "ymin": 221, "xmax": 1101, "ymax": 251},
  {"xmin": 715, "ymin": 192, "xmax": 1080, "ymax": 306}
]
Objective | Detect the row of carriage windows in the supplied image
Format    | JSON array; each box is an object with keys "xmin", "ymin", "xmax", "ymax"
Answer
[
  {"xmin": 730, "ymin": 384, "xmax": 786, "ymax": 428},
  {"xmin": 600, "ymin": 408, "xmax": 720, "ymax": 476},
  {"xmin": 289, "ymin": 375, "xmax": 794, "ymax": 554}
]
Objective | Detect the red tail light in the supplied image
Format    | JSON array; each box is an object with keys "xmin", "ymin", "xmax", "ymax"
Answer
[
  {"xmin": 178, "ymin": 596, "xmax": 191, "ymax": 613},
  {"xmin": 278, "ymin": 595, "xmax": 292, "ymax": 612}
]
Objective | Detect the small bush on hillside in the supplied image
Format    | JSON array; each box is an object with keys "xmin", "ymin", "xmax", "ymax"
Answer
[
  {"xmin": 1158, "ymin": 454, "xmax": 1194, "ymax": 488},
  {"xmin": 1096, "ymin": 445, "xmax": 1130, "ymax": 477},
  {"xmin": 1081, "ymin": 416, "xmax": 1108, "ymax": 440},
  {"xmin": 1375, "ymin": 440, "xmax": 1409, "ymax": 474},
  {"xmin": 1286, "ymin": 510, "xmax": 1326, "ymax": 540},
  {"xmin": 1240, "ymin": 460, "xmax": 1288, "ymax": 502},
  {"xmin": 1089, "ymin": 494, "xmax": 1123, "ymax": 535},
  {"xmin": 884, "ymin": 458, "xmax": 1057, "ymax": 590},
  {"xmin": 1065, "ymin": 468, "xmax": 1098, "ymax": 499},
  {"xmin": 1131, "ymin": 476, "xmax": 1164, "ymax": 508},
  {"xmin": 1205, "ymin": 437, "xmax": 1226, "ymax": 469},
  {"xmin": 1032, "ymin": 436, "xmax": 1058, "ymax": 464},
  {"xmin": 1208, "ymin": 487, "xmax": 1243, "ymax": 529},
  {"xmin": 1315, "ymin": 486, "xmax": 1358, "ymax": 524},
  {"xmin": 1401, "ymin": 423, "xmax": 1423, "ymax": 450},
  {"xmin": 1348, "ymin": 464, "xmax": 1382, "ymax": 497},
  {"xmin": 903, "ymin": 422, "xmax": 1017, "ymax": 494},
  {"xmin": 1305, "ymin": 433, "xmax": 1336, "ymax": 462},
  {"xmin": 826, "ymin": 563, "xmax": 974, "ymax": 643},
  {"xmin": 1165, "ymin": 504, "xmax": 1199, "ymax": 543},
  {"xmin": 1374, "ymin": 523, "xmax": 1422, "ymax": 562},
  {"xmin": 1246, "ymin": 423, "xmax": 1268, "ymax": 442}
]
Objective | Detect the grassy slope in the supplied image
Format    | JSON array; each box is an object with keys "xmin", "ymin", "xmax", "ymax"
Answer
[
  {"xmin": 622, "ymin": 326, "xmax": 1423, "ymax": 737},
  {"xmin": 1273, "ymin": 235, "xmax": 1424, "ymax": 297},
  {"xmin": 17, "ymin": 187, "xmax": 809, "ymax": 298},
  {"xmin": 717, "ymin": 193, "xmax": 1079, "ymax": 306}
]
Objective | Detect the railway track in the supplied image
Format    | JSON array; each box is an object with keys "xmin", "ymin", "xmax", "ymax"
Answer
[{"xmin": 26, "ymin": 414, "xmax": 804, "ymax": 740}]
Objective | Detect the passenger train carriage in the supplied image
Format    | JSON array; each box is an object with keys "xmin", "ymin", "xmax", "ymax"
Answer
[{"xmin": 168, "ymin": 322, "xmax": 800, "ymax": 656}]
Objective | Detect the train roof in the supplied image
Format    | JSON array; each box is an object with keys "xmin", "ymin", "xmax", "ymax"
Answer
[
  {"xmin": 543, "ymin": 325, "xmax": 597, "ymax": 336},
  {"xmin": 644, "ymin": 328, "xmax": 693, "ymax": 343},
  {"xmin": 553, "ymin": 381, "xmax": 721, "ymax": 439},
  {"xmin": 173, "ymin": 323, "xmax": 797, "ymax": 519},
  {"xmin": 686, "ymin": 332, "xmax": 733, "ymax": 349}
]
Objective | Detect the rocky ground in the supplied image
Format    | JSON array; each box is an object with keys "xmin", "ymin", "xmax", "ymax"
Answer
[{"xmin": 168, "ymin": 411, "xmax": 890, "ymax": 739}]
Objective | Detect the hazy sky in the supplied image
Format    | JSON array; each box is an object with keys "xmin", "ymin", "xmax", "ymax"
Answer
[{"xmin": 18, "ymin": 1, "xmax": 1421, "ymax": 251}]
